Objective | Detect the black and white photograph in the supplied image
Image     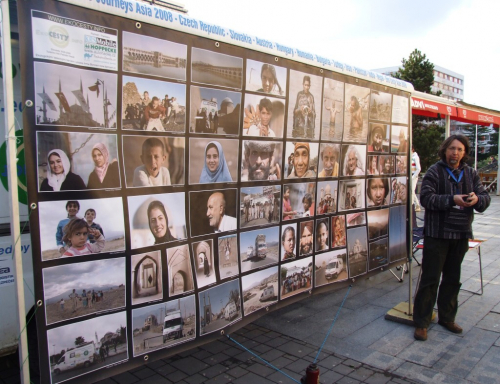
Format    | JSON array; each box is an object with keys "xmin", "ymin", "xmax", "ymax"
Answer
[
  {"xmin": 189, "ymin": 189, "xmax": 238, "ymax": 237},
  {"xmin": 321, "ymin": 78, "xmax": 344, "ymax": 141},
  {"xmin": 34, "ymin": 62, "xmax": 117, "ymax": 129},
  {"xmin": 338, "ymin": 179, "xmax": 366, "ymax": 212},
  {"xmin": 240, "ymin": 185, "xmax": 281, "ymax": 229},
  {"xmin": 47, "ymin": 311, "xmax": 128, "ymax": 384},
  {"xmin": 131, "ymin": 296, "xmax": 196, "ymax": 357},
  {"xmin": 191, "ymin": 48, "xmax": 243, "ymax": 89},
  {"xmin": 346, "ymin": 211, "xmax": 366, "ymax": 227},
  {"xmin": 369, "ymin": 238, "xmax": 389, "ymax": 271},
  {"xmin": 366, "ymin": 177, "xmax": 391, "ymax": 207},
  {"xmin": 282, "ymin": 183, "xmax": 316, "ymax": 221},
  {"xmin": 314, "ymin": 249, "xmax": 348, "ymax": 287},
  {"xmin": 199, "ymin": 279, "xmax": 241, "ymax": 335},
  {"xmin": 122, "ymin": 136, "xmax": 185, "ymax": 188},
  {"xmin": 343, "ymin": 84, "xmax": 370, "ymax": 143},
  {"xmin": 391, "ymin": 95, "xmax": 409, "ymax": 125},
  {"xmin": 39, "ymin": 198, "xmax": 125, "ymax": 261},
  {"xmin": 131, "ymin": 251, "xmax": 163, "ymax": 305},
  {"xmin": 287, "ymin": 70, "xmax": 322, "ymax": 139},
  {"xmin": 367, "ymin": 123, "xmax": 390, "ymax": 153},
  {"xmin": 367, "ymin": 209, "xmax": 389, "ymax": 241},
  {"xmin": 242, "ymin": 266, "xmax": 279, "ymax": 316},
  {"xmin": 192, "ymin": 239, "xmax": 217, "ymax": 289},
  {"xmin": 379, "ymin": 155, "xmax": 395, "ymax": 176},
  {"xmin": 242, "ymin": 93, "xmax": 285, "ymax": 138},
  {"xmin": 395, "ymin": 155, "xmax": 407, "ymax": 175},
  {"xmin": 245, "ymin": 59, "xmax": 286, "ymax": 96},
  {"xmin": 316, "ymin": 181, "xmax": 338, "ymax": 215},
  {"xmin": 127, "ymin": 193, "xmax": 187, "ymax": 249},
  {"xmin": 390, "ymin": 176, "xmax": 408, "ymax": 205},
  {"xmin": 389, "ymin": 205, "xmax": 407, "ymax": 262},
  {"xmin": 315, "ymin": 218, "xmax": 329, "ymax": 253},
  {"xmin": 37, "ymin": 131, "xmax": 121, "ymax": 192},
  {"xmin": 123, "ymin": 31, "xmax": 187, "ymax": 80},
  {"xmin": 241, "ymin": 140, "xmax": 282, "ymax": 182},
  {"xmin": 167, "ymin": 244, "xmax": 195, "ymax": 297},
  {"xmin": 341, "ymin": 144, "xmax": 366, "ymax": 177},
  {"xmin": 239, "ymin": 226, "xmax": 279, "ymax": 273},
  {"xmin": 367, "ymin": 155, "xmax": 381, "ymax": 176},
  {"xmin": 43, "ymin": 258, "xmax": 125, "ymax": 325},
  {"xmin": 299, "ymin": 220, "xmax": 314, "ymax": 257},
  {"xmin": 280, "ymin": 257, "xmax": 313, "ymax": 300},
  {"xmin": 122, "ymin": 75, "xmax": 186, "ymax": 132},
  {"xmin": 331, "ymin": 215, "xmax": 346, "ymax": 249},
  {"xmin": 189, "ymin": 86, "xmax": 241, "ymax": 135},
  {"xmin": 369, "ymin": 90, "xmax": 392, "ymax": 122},
  {"xmin": 346, "ymin": 226, "xmax": 368, "ymax": 278},
  {"xmin": 285, "ymin": 141, "xmax": 319, "ymax": 179},
  {"xmin": 281, "ymin": 223, "xmax": 297, "ymax": 261},
  {"xmin": 218, "ymin": 235, "xmax": 239, "ymax": 280},
  {"xmin": 391, "ymin": 125, "xmax": 409, "ymax": 153},
  {"xmin": 318, "ymin": 143, "xmax": 341, "ymax": 178},
  {"xmin": 189, "ymin": 138, "xmax": 239, "ymax": 184}
]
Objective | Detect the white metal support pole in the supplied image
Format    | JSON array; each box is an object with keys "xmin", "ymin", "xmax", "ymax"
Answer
[
  {"xmin": 475, "ymin": 125, "xmax": 478, "ymax": 170},
  {"xmin": 445, "ymin": 115, "xmax": 451, "ymax": 138},
  {"xmin": 408, "ymin": 106, "xmax": 413, "ymax": 317},
  {"xmin": 0, "ymin": 1, "xmax": 30, "ymax": 383}
]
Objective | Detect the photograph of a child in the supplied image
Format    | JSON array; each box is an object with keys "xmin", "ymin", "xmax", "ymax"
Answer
[
  {"xmin": 282, "ymin": 183, "xmax": 316, "ymax": 221},
  {"xmin": 242, "ymin": 266, "xmax": 279, "ymax": 316},
  {"xmin": 280, "ymin": 256, "xmax": 313, "ymax": 300},
  {"xmin": 132, "ymin": 296, "xmax": 196, "ymax": 357},
  {"xmin": 281, "ymin": 224, "xmax": 297, "ymax": 261},
  {"xmin": 287, "ymin": 70, "xmax": 322, "ymax": 139},
  {"xmin": 395, "ymin": 155, "xmax": 407, "ymax": 175},
  {"xmin": 39, "ymin": 198, "xmax": 125, "ymax": 261},
  {"xmin": 369, "ymin": 90, "xmax": 392, "ymax": 122},
  {"xmin": 240, "ymin": 185, "xmax": 281, "ymax": 229},
  {"xmin": 285, "ymin": 142, "xmax": 319, "ymax": 179},
  {"xmin": 218, "ymin": 235, "xmax": 239, "ymax": 280},
  {"xmin": 314, "ymin": 249, "xmax": 348, "ymax": 287},
  {"xmin": 122, "ymin": 136, "xmax": 184, "ymax": 188},
  {"xmin": 192, "ymin": 239, "xmax": 216, "ymax": 289},
  {"xmin": 167, "ymin": 244, "xmax": 194, "ymax": 297},
  {"xmin": 379, "ymin": 155, "xmax": 395, "ymax": 175},
  {"xmin": 246, "ymin": 59, "xmax": 286, "ymax": 96},
  {"xmin": 367, "ymin": 155, "xmax": 380, "ymax": 176},
  {"xmin": 367, "ymin": 123, "xmax": 389, "ymax": 153},
  {"xmin": 189, "ymin": 189, "xmax": 238, "ymax": 237},
  {"xmin": 37, "ymin": 131, "xmax": 121, "ymax": 192},
  {"xmin": 321, "ymin": 78, "xmax": 344, "ymax": 141},
  {"xmin": 122, "ymin": 75, "xmax": 186, "ymax": 132},
  {"xmin": 346, "ymin": 226, "xmax": 368, "ymax": 278},
  {"xmin": 191, "ymin": 48, "xmax": 243, "ymax": 89},
  {"xmin": 391, "ymin": 125, "xmax": 408, "ymax": 153},
  {"xmin": 242, "ymin": 94, "xmax": 285, "ymax": 138},
  {"xmin": 189, "ymin": 86, "xmax": 241, "ymax": 135},
  {"xmin": 338, "ymin": 179, "xmax": 366, "ymax": 211},
  {"xmin": 331, "ymin": 215, "xmax": 346, "ymax": 249},
  {"xmin": 241, "ymin": 140, "xmax": 282, "ymax": 182},
  {"xmin": 127, "ymin": 193, "xmax": 187, "ymax": 249},
  {"xmin": 367, "ymin": 209, "xmax": 389, "ymax": 241},
  {"xmin": 366, "ymin": 178, "xmax": 391, "ymax": 207},
  {"xmin": 239, "ymin": 226, "xmax": 280, "ymax": 273},
  {"xmin": 123, "ymin": 31, "xmax": 187, "ymax": 81},
  {"xmin": 131, "ymin": 251, "xmax": 163, "ymax": 305},
  {"xmin": 34, "ymin": 62, "xmax": 117, "ymax": 129},
  {"xmin": 189, "ymin": 138, "xmax": 239, "ymax": 184},
  {"xmin": 392, "ymin": 95, "xmax": 409, "ymax": 125},
  {"xmin": 390, "ymin": 176, "xmax": 408, "ymax": 205},
  {"xmin": 343, "ymin": 84, "xmax": 370, "ymax": 143},
  {"xmin": 315, "ymin": 218, "xmax": 329, "ymax": 253},
  {"xmin": 43, "ymin": 257, "xmax": 125, "ymax": 325},
  {"xmin": 316, "ymin": 181, "xmax": 338, "ymax": 215}
]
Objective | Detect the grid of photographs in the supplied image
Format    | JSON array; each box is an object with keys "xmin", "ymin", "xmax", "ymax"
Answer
[{"xmin": 23, "ymin": 4, "xmax": 411, "ymax": 383}]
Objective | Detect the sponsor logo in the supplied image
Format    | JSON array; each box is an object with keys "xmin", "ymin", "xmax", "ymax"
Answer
[
  {"xmin": 48, "ymin": 25, "xmax": 69, "ymax": 48},
  {"xmin": 463, "ymin": 110, "xmax": 467, "ymax": 118},
  {"xmin": 447, "ymin": 106, "xmax": 452, "ymax": 114}
]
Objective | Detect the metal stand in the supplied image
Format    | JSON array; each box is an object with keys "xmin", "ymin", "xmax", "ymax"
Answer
[{"xmin": 461, "ymin": 242, "xmax": 484, "ymax": 296}]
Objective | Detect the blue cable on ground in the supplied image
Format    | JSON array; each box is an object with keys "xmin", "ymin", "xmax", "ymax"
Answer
[
  {"xmin": 227, "ymin": 334, "xmax": 301, "ymax": 384},
  {"xmin": 313, "ymin": 285, "xmax": 352, "ymax": 363}
]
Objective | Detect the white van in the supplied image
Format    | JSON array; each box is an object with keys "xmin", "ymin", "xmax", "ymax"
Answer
[
  {"xmin": 53, "ymin": 342, "xmax": 96, "ymax": 375},
  {"xmin": 163, "ymin": 310, "xmax": 184, "ymax": 342},
  {"xmin": 325, "ymin": 258, "xmax": 344, "ymax": 280},
  {"xmin": 259, "ymin": 285, "xmax": 275, "ymax": 302}
]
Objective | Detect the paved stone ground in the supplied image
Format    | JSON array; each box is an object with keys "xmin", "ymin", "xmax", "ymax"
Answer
[{"xmin": 1, "ymin": 196, "xmax": 499, "ymax": 384}]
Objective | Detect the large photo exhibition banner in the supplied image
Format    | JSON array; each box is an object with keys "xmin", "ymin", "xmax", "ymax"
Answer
[{"xmin": 18, "ymin": 1, "xmax": 412, "ymax": 383}]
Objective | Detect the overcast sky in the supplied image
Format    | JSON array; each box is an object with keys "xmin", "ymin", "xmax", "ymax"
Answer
[{"xmin": 181, "ymin": 0, "xmax": 499, "ymax": 111}]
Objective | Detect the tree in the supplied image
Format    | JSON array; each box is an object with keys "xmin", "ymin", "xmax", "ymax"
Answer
[
  {"xmin": 74, "ymin": 336, "xmax": 85, "ymax": 346},
  {"xmin": 393, "ymin": 49, "xmax": 437, "ymax": 94}
]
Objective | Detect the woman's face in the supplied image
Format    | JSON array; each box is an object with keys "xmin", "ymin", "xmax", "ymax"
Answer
[
  {"xmin": 384, "ymin": 159, "xmax": 391, "ymax": 171},
  {"xmin": 261, "ymin": 68, "xmax": 275, "ymax": 93},
  {"xmin": 369, "ymin": 179, "xmax": 386, "ymax": 206},
  {"xmin": 149, "ymin": 208, "xmax": 167, "ymax": 239},
  {"xmin": 206, "ymin": 146, "xmax": 219, "ymax": 172},
  {"xmin": 49, "ymin": 154, "xmax": 64, "ymax": 175},
  {"xmin": 318, "ymin": 224, "xmax": 328, "ymax": 248},
  {"xmin": 92, "ymin": 149, "xmax": 105, "ymax": 167},
  {"xmin": 371, "ymin": 157, "xmax": 377, "ymax": 170}
]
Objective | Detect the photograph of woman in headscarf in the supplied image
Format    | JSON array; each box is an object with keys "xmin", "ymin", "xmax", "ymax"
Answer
[
  {"xmin": 87, "ymin": 143, "xmax": 120, "ymax": 189},
  {"xmin": 40, "ymin": 149, "xmax": 86, "ymax": 192}
]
